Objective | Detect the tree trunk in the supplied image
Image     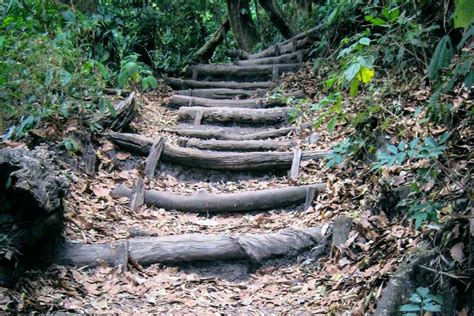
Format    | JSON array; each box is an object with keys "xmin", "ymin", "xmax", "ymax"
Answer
[
  {"xmin": 258, "ymin": 0, "xmax": 294, "ymax": 39},
  {"xmin": 226, "ymin": 0, "xmax": 260, "ymax": 51},
  {"xmin": 192, "ymin": 19, "xmax": 231, "ymax": 63}
]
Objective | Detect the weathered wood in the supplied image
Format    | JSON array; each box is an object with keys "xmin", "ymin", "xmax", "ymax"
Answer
[
  {"xmin": 179, "ymin": 138, "xmax": 296, "ymax": 151},
  {"xmin": 107, "ymin": 132, "xmax": 330, "ymax": 171},
  {"xmin": 144, "ymin": 137, "xmax": 165, "ymax": 178},
  {"xmin": 93, "ymin": 92, "xmax": 136, "ymax": 131},
  {"xmin": 178, "ymin": 106, "xmax": 290, "ymax": 125},
  {"xmin": 174, "ymin": 88, "xmax": 267, "ymax": 99},
  {"xmin": 165, "ymin": 125, "xmax": 302, "ymax": 140},
  {"xmin": 112, "ymin": 183, "xmax": 325, "ymax": 213},
  {"xmin": 289, "ymin": 148, "xmax": 303, "ymax": 180},
  {"xmin": 193, "ymin": 110, "xmax": 203, "ymax": 126},
  {"xmin": 188, "ymin": 63, "xmax": 300, "ymax": 80},
  {"xmin": 83, "ymin": 144, "xmax": 97, "ymax": 176},
  {"xmin": 166, "ymin": 78, "xmax": 276, "ymax": 90},
  {"xmin": 130, "ymin": 178, "xmax": 145, "ymax": 211},
  {"xmin": 55, "ymin": 227, "xmax": 326, "ymax": 267},
  {"xmin": 304, "ymin": 186, "xmax": 317, "ymax": 211},
  {"xmin": 332, "ymin": 216, "xmax": 353, "ymax": 248},
  {"xmin": 235, "ymin": 49, "xmax": 310, "ymax": 66},
  {"xmin": 229, "ymin": 37, "xmax": 310, "ymax": 60},
  {"xmin": 167, "ymin": 95, "xmax": 286, "ymax": 109}
]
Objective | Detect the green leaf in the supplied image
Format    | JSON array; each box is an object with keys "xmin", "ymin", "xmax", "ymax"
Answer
[
  {"xmin": 142, "ymin": 76, "xmax": 157, "ymax": 90},
  {"xmin": 409, "ymin": 293, "xmax": 422, "ymax": 303},
  {"xmin": 387, "ymin": 144, "xmax": 398, "ymax": 154},
  {"xmin": 457, "ymin": 25, "xmax": 474, "ymax": 50},
  {"xmin": 358, "ymin": 37, "xmax": 371, "ymax": 46},
  {"xmin": 349, "ymin": 78, "xmax": 360, "ymax": 96},
  {"xmin": 327, "ymin": 116, "xmax": 337, "ymax": 133},
  {"xmin": 454, "ymin": 0, "xmax": 474, "ymax": 29},
  {"xmin": 59, "ymin": 69, "xmax": 72, "ymax": 86},
  {"xmin": 365, "ymin": 15, "xmax": 387, "ymax": 26},
  {"xmin": 423, "ymin": 303, "xmax": 442, "ymax": 312},
  {"xmin": 428, "ymin": 36, "xmax": 454, "ymax": 81},
  {"xmin": 345, "ymin": 63, "xmax": 361, "ymax": 82},
  {"xmin": 464, "ymin": 69, "xmax": 474, "ymax": 88},
  {"xmin": 400, "ymin": 304, "xmax": 421, "ymax": 312},
  {"xmin": 416, "ymin": 287, "xmax": 430, "ymax": 297}
]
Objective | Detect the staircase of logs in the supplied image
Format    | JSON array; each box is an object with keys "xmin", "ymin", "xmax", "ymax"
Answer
[{"xmin": 57, "ymin": 27, "xmax": 332, "ymax": 270}]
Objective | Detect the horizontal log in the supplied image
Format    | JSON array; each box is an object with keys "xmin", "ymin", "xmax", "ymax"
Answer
[
  {"xmin": 107, "ymin": 132, "xmax": 330, "ymax": 171},
  {"xmin": 168, "ymin": 95, "xmax": 286, "ymax": 109},
  {"xmin": 165, "ymin": 125, "xmax": 301, "ymax": 140},
  {"xmin": 179, "ymin": 138, "xmax": 296, "ymax": 151},
  {"xmin": 178, "ymin": 106, "xmax": 290, "ymax": 125},
  {"xmin": 166, "ymin": 78, "xmax": 276, "ymax": 90},
  {"xmin": 174, "ymin": 88, "xmax": 267, "ymax": 99},
  {"xmin": 56, "ymin": 227, "xmax": 326, "ymax": 267},
  {"xmin": 188, "ymin": 63, "xmax": 300, "ymax": 80},
  {"xmin": 112, "ymin": 183, "xmax": 325, "ymax": 213},
  {"xmin": 235, "ymin": 49, "xmax": 310, "ymax": 66}
]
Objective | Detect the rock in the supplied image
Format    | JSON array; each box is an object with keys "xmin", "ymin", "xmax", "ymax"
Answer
[{"xmin": 0, "ymin": 146, "xmax": 68, "ymax": 287}]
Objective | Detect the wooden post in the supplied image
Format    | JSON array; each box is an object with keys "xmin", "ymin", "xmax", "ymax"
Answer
[
  {"xmin": 297, "ymin": 50, "xmax": 304, "ymax": 64},
  {"xmin": 193, "ymin": 110, "xmax": 204, "ymax": 126},
  {"xmin": 130, "ymin": 178, "xmax": 145, "ymax": 211},
  {"xmin": 291, "ymin": 37, "xmax": 297, "ymax": 53},
  {"xmin": 289, "ymin": 149, "xmax": 302, "ymax": 180},
  {"xmin": 304, "ymin": 186, "xmax": 317, "ymax": 210},
  {"xmin": 272, "ymin": 65, "xmax": 279, "ymax": 81},
  {"xmin": 144, "ymin": 136, "xmax": 165, "ymax": 178},
  {"xmin": 192, "ymin": 68, "xmax": 198, "ymax": 80}
]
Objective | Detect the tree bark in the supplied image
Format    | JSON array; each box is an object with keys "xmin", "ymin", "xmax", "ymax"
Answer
[
  {"xmin": 174, "ymin": 88, "xmax": 267, "ymax": 99},
  {"xmin": 112, "ymin": 183, "xmax": 325, "ymax": 213},
  {"xmin": 226, "ymin": 0, "xmax": 260, "ymax": 51},
  {"xmin": 166, "ymin": 78, "xmax": 276, "ymax": 90},
  {"xmin": 165, "ymin": 125, "xmax": 301, "ymax": 140},
  {"xmin": 168, "ymin": 95, "xmax": 286, "ymax": 109},
  {"xmin": 258, "ymin": 0, "xmax": 294, "ymax": 39},
  {"xmin": 192, "ymin": 19, "xmax": 231, "ymax": 63}
]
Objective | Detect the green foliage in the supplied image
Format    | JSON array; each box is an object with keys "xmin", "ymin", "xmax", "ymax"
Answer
[
  {"xmin": 400, "ymin": 287, "xmax": 443, "ymax": 315},
  {"xmin": 454, "ymin": 0, "xmax": 474, "ymax": 29},
  {"xmin": 428, "ymin": 36, "xmax": 453, "ymax": 81},
  {"xmin": 117, "ymin": 54, "xmax": 157, "ymax": 90},
  {"xmin": 60, "ymin": 137, "xmax": 81, "ymax": 155}
]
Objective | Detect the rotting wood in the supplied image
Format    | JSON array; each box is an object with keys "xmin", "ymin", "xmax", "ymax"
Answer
[
  {"xmin": 166, "ymin": 78, "xmax": 276, "ymax": 90},
  {"xmin": 228, "ymin": 37, "xmax": 310, "ymax": 60},
  {"xmin": 144, "ymin": 136, "xmax": 165, "ymax": 178},
  {"xmin": 178, "ymin": 106, "xmax": 290, "ymax": 125},
  {"xmin": 235, "ymin": 49, "xmax": 310, "ymax": 66},
  {"xmin": 174, "ymin": 88, "xmax": 267, "ymax": 99},
  {"xmin": 188, "ymin": 63, "xmax": 300, "ymax": 80},
  {"xmin": 56, "ymin": 227, "xmax": 326, "ymax": 267},
  {"xmin": 163, "ymin": 125, "xmax": 304, "ymax": 140},
  {"xmin": 167, "ymin": 95, "xmax": 286, "ymax": 109},
  {"xmin": 289, "ymin": 148, "xmax": 303, "ymax": 180},
  {"xmin": 107, "ymin": 132, "xmax": 330, "ymax": 171},
  {"xmin": 93, "ymin": 92, "xmax": 136, "ymax": 132},
  {"xmin": 112, "ymin": 183, "xmax": 325, "ymax": 213},
  {"xmin": 304, "ymin": 186, "xmax": 317, "ymax": 211},
  {"xmin": 179, "ymin": 138, "xmax": 296, "ymax": 151},
  {"xmin": 193, "ymin": 110, "xmax": 203, "ymax": 126},
  {"xmin": 83, "ymin": 144, "xmax": 97, "ymax": 176},
  {"xmin": 129, "ymin": 178, "xmax": 145, "ymax": 212}
]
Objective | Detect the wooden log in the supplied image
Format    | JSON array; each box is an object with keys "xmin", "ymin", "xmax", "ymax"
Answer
[
  {"xmin": 230, "ymin": 37, "xmax": 310, "ymax": 60},
  {"xmin": 304, "ymin": 186, "xmax": 317, "ymax": 211},
  {"xmin": 144, "ymin": 137, "xmax": 165, "ymax": 178},
  {"xmin": 179, "ymin": 138, "xmax": 296, "ymax": 151},
  {"xmin": 177, "ymin": 106, "xmax": 290, "ymax": 125},
  {"xmin": 174, "ymin": 88, "xmax": 267, "ymax": 99},
  {"xmin": 55, "ymin": 227, "xmax": 326, "ymax": 267},
  {"xmin": 83, "ymin": 144, "xmax": 97, "ymax": 176},
  {"xmin": 289, "ymin": 148, "xmax": 303, "ymax": 180},
  {"xmin": 164, "ymin": 125, "xmax": 302, "ymax": 140},
  {"xmin": 167, "ymin": 95, "xmax": 286, "ymax": 109},
  {"xmin": 166, "ymin": 78, "xmax": 276, "ymax": 90},
  {"xmin": 107, "ymin": 132, "xmax": 330, "ymax": 171},
  {"xmin": 235, "ymin": 49, "xmax": 310, "ymax": 66},
  {"xmin": 188, "ymin": 63, "xmax": 300, "ymax": 80},
  {"xmin": 93, "ymin": 92, "xmax": 136, "ymax": 131},
  {"xmin": 130, "ymin": 178, "xmax": 145, "ymax": 211},
  {"xmin": 112, "ymin": 183, "xmax": 325, "ymax": 213}
]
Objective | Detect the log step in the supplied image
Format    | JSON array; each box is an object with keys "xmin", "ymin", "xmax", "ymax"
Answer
[
  {"xmin": 112, "ymin": 183, "xmax": 325, "ymax": 213},
  {"xmin": 178, "ymin": 138, "xmax": 296, "ymax": 151},
  {"xmin": 165, "ymin": 125, "xmax": 304, "ymax": 140},
  {"xmin": 56, "ymin": 226, "xmax": 326, "ymax": 267},
  {"xmin": 178, "ymin": 106, "xmax": 290, "ymax": 125},
  {"xmin": 167, "ymin": 78, "xmax": 276, "ymax": 90},
  {"xmin": 174, "ymin": 88, "xmax": 268, "ymax": 99},
  {"xmin": 188, "ymin": 63, "xmax": 300, "ymax": 80},
  {"xmin": 107, "ymin": 132, "xmax": 330, "ymax": 171},
  {"xmin": 235, "ymin": 49, "xmax": 310, "ymax": 66},
  {"xmin": 168, "ymin": 95, "xmax": 285, "ymax": 109}
]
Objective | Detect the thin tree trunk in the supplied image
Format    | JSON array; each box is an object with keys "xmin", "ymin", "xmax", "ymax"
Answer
[
  {"xmin": 226, "ymin": 0, "xmax": 260, "ymax": 51},
  {"xmin": 192, "ymin": 19, "xmax": 231, "ymax": 63},
  {"xmin": 258, "ymin": 0, "xmax": 294, "ymax": 39}
]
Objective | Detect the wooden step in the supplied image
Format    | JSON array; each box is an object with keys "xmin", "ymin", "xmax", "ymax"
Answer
[
  {"xmin": 188, "ymin": 63, "xmax": 300, "ymax": 81},
  {"xmin": 174, "ymin": 88, "xmax": 267, "ymax": 99},
  {"xmin": 168, "ymin": 95, "xmax": 286, "ymax": 109},
  {"xmin": 107, "ymin": 132, "xmax": 330, "ymax": 171},
  {"xmin": 178, "ymin": 138, "xmax": 297, "ymax": 151},
  {"xmin": 235, "ymin": 49, "xmax": 310, "ymax": 66},
  {"xmin": 177, "ymin": 106, "xmax": 290, "ymax": 125},
  {"xmin": 165, "ymin": 125, "xmax": 302, "ymax": 140},
  {"xmin": 166, "ymin": 78, "xmax": 276, "ymax": 90}
]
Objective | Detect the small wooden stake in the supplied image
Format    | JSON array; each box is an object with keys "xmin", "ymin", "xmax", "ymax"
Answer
[
  {"xmin": 304, "ymin": 186, "xmax": 317, "ymax": 210},
  {"xmin": 291, "ymin": 37, "xmax": 297, "ymax": 53},
  {"xmin": 144, "ymin": 136, "xmax": 165, "ymax": 178},
  {"xmin": 290, "ymin": 149, "xmax": 302, "ymax": 180},
  {"xmin": 193, "ymin": 110, "xmax": 204, "ymax": 126},
  {"xmin": 83, "ymin": 145, "xmax": 97, "ymax": 176},
  {"xmin": 192, "ymin": 68, "xmax": 198, "ymax": 80},
  {"xmin": 272, "ymin": 65, "xmax": 279, "ymax": 81},
  {"xmin": 130, "ymin": 178, "xmax": 145, "ymax": 211},
  {"xmin": 297, "ymin": 51, "xmax": 304, "ymax": 64}
]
